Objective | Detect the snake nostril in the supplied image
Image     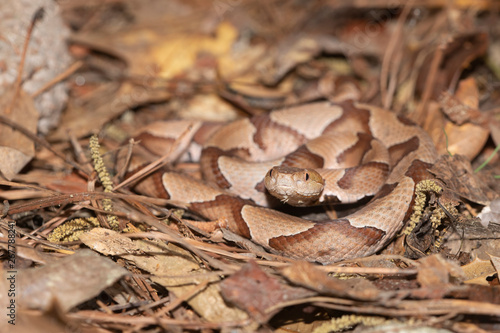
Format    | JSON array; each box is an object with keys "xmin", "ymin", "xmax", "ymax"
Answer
[{"xmin": 269, "ymin": 169, "xmax": 273, "ymax": 177}]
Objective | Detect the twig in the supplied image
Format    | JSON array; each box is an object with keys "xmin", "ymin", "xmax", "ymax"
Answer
[
  {"xmin": 0, "ymin": 114, "xmax": 89, "ymax": 175},
  {"xmin": 114, "ymin": 124, "xmax": 195, "ymax": 191},
  {"xmin": 68, "ymin": 131, "xmax": 94, "ymax": 174},
  {"xmin": 0, "ymin": 179, "xmax": 59, "ymax": 194},
  {"xmin": 0, "ymin": 218, "xmax": 72, "ymax": 251},
  {"xmin": 380, "ymin": 0, "xmax": 414, "ymax": 109},
  {"xmin": 415, "ymin": 41, "xmax": 445, "ymax": 124},
  {"xmin": 6, "ymin": 8, "xmax": 45, "ymax": 115},
  {"xmin": 266, "ymin": 297, "xmax": 500, "ymax": 317},
  {"xmin": 31, "ymin": 61, "xmax": 84, "ymax": 98},
  {"xmin": 124, "ymin": 210, "xmax": 236, "ymax": 272},
  {"xmin": 69, "ymin": 310, "xmax": 251, "ymax": 330},
  {"xmin": 117, "ymin": 138, "xmax": 136, "ymax": 181},
  {"xmin": 4, "ymin": 191, "xmax": 171, "ymax": 216},
  {"xmin": 151, "ymin": 281, "xmax": 209, "ymax": 316}
]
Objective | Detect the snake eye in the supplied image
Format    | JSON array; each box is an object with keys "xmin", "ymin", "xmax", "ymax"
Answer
[{"xmin": 305, "ymin": 172, "xmax": 309, "ymax": 181}]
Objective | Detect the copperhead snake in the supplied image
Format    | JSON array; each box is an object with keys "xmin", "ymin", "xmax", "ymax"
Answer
[{"xmin": 123, "ymin": 100, "xmax": 438, "ymax": 264}]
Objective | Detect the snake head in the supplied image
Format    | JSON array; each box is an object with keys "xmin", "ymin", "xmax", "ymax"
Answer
[{"xmin": 264, "ymin": 166, "xmax": 325, "ymax": 207}]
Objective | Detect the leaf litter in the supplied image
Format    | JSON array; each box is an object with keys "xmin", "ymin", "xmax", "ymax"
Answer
[{"xmin": 1, "ymin": 1, "xmax": 500, "ymax": 332}]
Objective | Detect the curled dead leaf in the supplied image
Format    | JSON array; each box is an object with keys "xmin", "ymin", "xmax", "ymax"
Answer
[{"xmin": 0, "ymin": 88, "xmax": 38, "ymax": 180}]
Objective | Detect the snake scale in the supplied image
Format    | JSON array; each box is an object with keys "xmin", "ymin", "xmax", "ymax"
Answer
[{"xmin": 123, "ymin": 100, "xmax": 438, "ymax": 264}]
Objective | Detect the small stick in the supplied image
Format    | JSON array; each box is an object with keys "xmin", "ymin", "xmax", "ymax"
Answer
[
  {"xmin": 116, "ymin": 138, "xmax": 136, "ymax": 181},
  {"xmin": 114, "ymin": 124, "xmax": 195, "ymax": 191},
  {"xmin": 415, "ymin": 43, "xmax": 444, "ymax": 124},
  {"xmin": 6, "ymin": 8, "xmax": 45, "ymax": 115},
  {"xmin": 0, "ymin": 114, "xmax": 89, "ymax": 175},
  {"xmin": 31, "ymin": 61, "xmax": 84, "ymax": 98},
  {"xmin": 380, "ymin": 0, "xmax": 414, "ymax": 109}
]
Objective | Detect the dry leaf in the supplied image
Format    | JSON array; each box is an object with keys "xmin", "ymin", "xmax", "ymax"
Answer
[
  {"xmin": 478, "ymin": 198, "xmax": 500, "ymax": 227},
  {"xmin": 220, "ymin": 260, "xmax": 313, "ymax": 323},
  {"xmin": 0, "ymin": 88, "xmax": 38, "ymax": 180},
  {"xmin": 440, "ymin": 92, "xmax": 481, "ymax": 126},
  {"xmin": 416, "ymin": 32, "xmax": 488, "ymax": 101},
  {"xmin": 0, "ymin": 236, "xmax": 51, "ymax": 265},
  {"xmin": 257, "ymin": 36, "xmax": 322, "ymax": 86},
  {"xmin": 48, "ymin": 81, "xmax": 171, "ymax": 140},
  {"xmin": 2, "ymin": 308, "xmax": 73, "ymax": 333},
  {"xmin": 80, "ymin": 228, "xmax": 248, "ymax": 323},
  {"xmin": 281, "ymin": 261, "xmax": 384, "ymax": 301},
  {"xmin": 488, "ymin": 253, "xmax": 500, "ymax": 280},
  {"xmin": 440, "ymin": 122, "xmax": 489, "ymax": 160},
  {"xmin": 71, "ymin": 21, "xmax": 237, "ymax": 81},
  {"xmin": 7, "ymin": 249, "xmax": 127, "ymax": 312},
  {"xmin": 462, "ymin": 257, "xmax": 497, "ymax": 286},
  {"xmin": 489, "ymin": 118, "xmax": 500, "ymax": 147},
  {"xmin": 413, "ymin": 255, "xmax": 465, "ymax": 299},
  {"xmin": 433, "ymin": 77, "xmax": 489, "ymax": 161},
  {"xmin": 455, "ymin": 77, "xmax": 480, "ymax": 109},
  {"xmin": 438, "ymin": 77, "xmax": 482, "ymax": 126},
  {"xmin": 430, "ymin": 154, "xmax": 497, "ymax": 205}
]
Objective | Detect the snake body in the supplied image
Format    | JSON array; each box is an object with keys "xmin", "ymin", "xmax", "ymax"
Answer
[{"xmin": 126, "ymin": 101, "xmax": 438, "ymax": 264}]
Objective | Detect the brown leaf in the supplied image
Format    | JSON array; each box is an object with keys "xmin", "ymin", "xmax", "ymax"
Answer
[
  {"xmin": 455, "ymin": 77, "xmax": 480, "ymax": 110},
  {"xmin": 11, "ymin": 249, "xmax": 127, "ymax": 312},
  {"xmin": 439, "ymin": 90, "xmax": 482, "ymax": 126},
  {"xmin": 48, "ymin": 81, "xmax": 170, "ymax": 140},
  {"xmin": 448, "ymin": 284, "xmax": 500, "ymax": 305},
  {"xmin": 0, "ymin": 88, "xmax": 38, "ymax": 180},
  {"xmin": 0, "ymin": 236, "xmax": 51, "ymax": 265},
  {"xmin": 478, "ymin": 198, "xmax": 500, "ymax": 227},
  {"xmin": 489, "ymin": 253, "xmax": 500, "ymax": 279},
  {"xmin": 281, "ymin": 261, "xmax": 383, "ymax": 301},
  {"xmin": 4, "ymin": 307, "xmax": 77, "ymax": 333},
  {"xmin": 220, "ymin": 261, "xmax": 314, "ymax": 323},
  {"xmin": 488, "ymin": 117, "xmax": 500, "ymax": 147},
  {"xmin": 416, "ymin": 32, "xmax": 488, "ymax": 101},
  {"xmin": 257, "ymin": 36, "xmax": 322, "ymax": 86},
  {"xmin": 462, "ymin": 257, "xmax": 497, "ymax": 286},
  {"xmin": 423, "ymin": 101, "xmax": 447, "ymax": 149},
  {"xmin": 441, "ymin": 122, "xmax": 489, "ymax": 160},
  {"xmin": 430, "ymin": 154, "xmax": 497, "ymax": 205},
  {"xmin": 81, "ymin": 228, "xmax": 248, "ymax": 323},
  {"xmin": 413, "ymin": 254, "xmax": 465, "ymax": 299},
  {"xmin": 71, "ymin": 21, "xmax": 236, "ymax": 82},
  {"xmin": 434, "ymin": 78, "xmax": 489, "ymax": 160}
]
